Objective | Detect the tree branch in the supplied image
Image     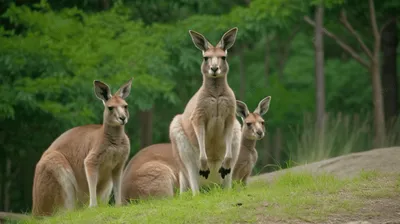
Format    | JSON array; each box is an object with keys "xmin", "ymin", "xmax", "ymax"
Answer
[
  {"xmin": 380, "ymin": 17, "xmax": 397, "ymax": 34},
  {"xmin": 369, "ymin": 0, "xmax": 380, "ymax": 41},
  {"xmin": 304, "ymin": 16, "xmax": 370, "ymax": 69},
  {"xmin": 339, "ymin": 9, "xmax": 373, "ymax": 59}
]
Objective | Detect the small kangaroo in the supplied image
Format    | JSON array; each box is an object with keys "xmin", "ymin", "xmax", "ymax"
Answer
[
  {"xmin": 233, "ymin": 96, "xmax": 271, "ymax": 185},
  {"xmin": 32, "ymin": 79, "xmax": 133, "ymax": 216},
  {"xmin": 169, "ymin": 27, "xmax": 241, "ymax": 195}
]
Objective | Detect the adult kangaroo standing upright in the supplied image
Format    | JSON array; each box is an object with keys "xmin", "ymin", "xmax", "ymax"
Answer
[
  {"xmin": 169, "ymin": 27, "xmax": 241, "ymax": 195},
  {"xmin": 32, "ymin": 79, "xmax": 133, "ymax": 216}
]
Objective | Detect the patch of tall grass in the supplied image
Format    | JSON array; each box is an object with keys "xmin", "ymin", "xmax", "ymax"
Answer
[{"xmin": 256, "ymin": 113, "xmax": 400, "ymax": 172}]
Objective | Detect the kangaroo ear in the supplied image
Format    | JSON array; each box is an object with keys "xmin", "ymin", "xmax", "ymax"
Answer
[
  {"xmin": 236, "ymin": 100, "xmax": 249, "ymax": 119},
  {"xmin": 254, "ymin": 96, "xmax": 271, "ymax": 116},
  {"xmin": 115, "ymin": 78, "xmax": 133, "ymax": 99},
  {"xmin": 94, "ymin": 80, "xmax": 112, "ymax": 103},
  {"xmin": 216, "ymin": 27, "xmax": 238, "ymax": 51},
  {"xmin": 189, "ymin": 30, "xmax": 212, "ymax": 52}
]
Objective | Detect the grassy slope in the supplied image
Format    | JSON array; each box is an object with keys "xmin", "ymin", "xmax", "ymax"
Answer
[{"xmin": 18, "ymin": 170, "xmax": 400, "ymax": 224}]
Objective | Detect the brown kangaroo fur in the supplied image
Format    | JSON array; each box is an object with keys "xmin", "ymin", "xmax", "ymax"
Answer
[
  {"xmin": 121, "ymin": 97, "xmax": 270, "ymax": 201},
  {"xmin": 121, "ymin": 143, "xmax": 179, "ymax": 203},
  {"xmin": 121, "ymin": 120, "xmax": 241, "ymax": 202},
  {"xmin": 169, "ymin": 27, "xmax": 241, "ymax": 195},
  {"xmin": 32, "ymin": 79, "xmax": 133, "ymax": 216},
  {"xmin": 233, "ymin": 96, "xmax": 271, "ymax": 185}
]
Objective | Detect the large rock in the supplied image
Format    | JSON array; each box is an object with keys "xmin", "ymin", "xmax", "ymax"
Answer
[{"xmin": 250, "ymin": 147, "xmax": 400, "ymax": 183}]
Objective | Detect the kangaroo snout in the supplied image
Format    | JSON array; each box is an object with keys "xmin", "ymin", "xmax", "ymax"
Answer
[
  {"xmin": 256, "ymin": 130, "xmax": 264, "ymax": 139},
  {"xmin": 210, "ymin": 67, "xmax": 219, "ymax": 73}
]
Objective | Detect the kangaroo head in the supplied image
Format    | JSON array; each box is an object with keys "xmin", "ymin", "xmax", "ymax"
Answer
[
  {"xmin": 189, "ymin": 27, "xmax": 238, "ymax": 78},
  {"xmin": 236, "ymin": 96, "xmax": 272, "ymax": 140},
  {"xmin": 94, "ymin": 78, "xmax": 133, "ymax": 127}
]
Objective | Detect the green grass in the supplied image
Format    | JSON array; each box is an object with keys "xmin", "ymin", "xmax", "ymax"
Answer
[{"xmin": 18, "ymin": 170, "xmax": 398, "ymax": 224}]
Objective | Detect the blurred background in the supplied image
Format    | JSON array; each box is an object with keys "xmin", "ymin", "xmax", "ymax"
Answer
[{"xmin": 0, "ymin": 0, "xmax": 399, "ymax": 213}]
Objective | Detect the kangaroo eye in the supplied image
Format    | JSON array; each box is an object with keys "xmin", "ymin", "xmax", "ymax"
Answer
[
  {"xmin": 108, "ymin": 107, "xmax": 113, "ymax": 111},
  {"xmin": 261, "ymin": 121, "xmax": 265, "ymax": 126},
  {"xmin": 221, "ymin": 56, "xmax": 226, "ymax": 60},
  {"xmin": 203, "ymin": 57, "xmax": 208, "ymax": 61},
  {"xmin": 124, "ymin": 105, "xmax": 128, "ymax": 109}
]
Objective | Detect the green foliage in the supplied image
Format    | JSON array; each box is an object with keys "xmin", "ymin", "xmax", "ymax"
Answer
[
  {"xmin": 0, "ymin": 0, "xmax": 399, "ymax": 214},
  {"xmin": 1, "ymin": 2, "xmax": 178, "ymax": 120}
]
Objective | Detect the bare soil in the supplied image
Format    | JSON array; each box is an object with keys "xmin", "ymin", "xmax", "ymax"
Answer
[
  {"xmin": 249, "ymin": 147, "xmax": 400, "ymax": 224},
  {"xmin": 254, "ymin": 196, "xmax": 400, "ymax": 224}
]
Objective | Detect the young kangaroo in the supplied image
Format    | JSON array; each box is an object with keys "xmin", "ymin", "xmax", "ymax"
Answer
[
  {"xmin": 170, "ymin": 27, "xmax": 241, "ymax": 195},
  {"xmin": 233, "ymin": 96, "xmax": 271, "ymax": 185},
  {"xmin": 32, "ymin": 79, "xmax": 133, "ymax": 216}
]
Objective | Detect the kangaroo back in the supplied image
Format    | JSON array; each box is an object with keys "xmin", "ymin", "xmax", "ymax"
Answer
[{"xmin": 122, "ymin": 143, "xmax": 179, "ymax": 203}]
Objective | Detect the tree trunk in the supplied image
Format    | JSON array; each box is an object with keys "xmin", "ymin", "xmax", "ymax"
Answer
[
  {"xmin": 273, "ymin": 128, "xmax": 282, "ymax": 166},
  {"xmin": 261, "ymin": 134, "xmax": 271, "ymax": 171},
  {"xmin": 4, "ymin": 158, "xmax": 11, "ymax": 211},
  {"xmin": 277, "ymin": 40, "xmax": 285, "ymax": 81},
  {"xmin": 238, "ymin": 45, "xmax": 246, "ymax": 100},
  {"xmin": 275, "ymin": 27, "xmax": 300, "ymax": 81},
  {"xmin": 139, "ymin": 106, "xmax": 154, "ymax": 149},
  {"xmin": 0, "ymin": 168, "xmax": 2, "ymax": 211},
  {"xmin": 381, "ymin": 19, "xmax": 399, "ymax": 124},
  {"xmin": 99, "ymin": 0, "xmax": 110, "ymax": 10},
  {"xmin": 314, "ymin": 3, "xmax": 325, "ymax": 134},
  {"xmin": 371, "ymin": 59, "xmax": 386, "ymax": 147},
  {"xmin": 264, "ymin": 37, "xmax": 270, "ymax": 86},
  {"xmin": 369, "ymin": 0, "xmax": 386, "ymax": 147}
]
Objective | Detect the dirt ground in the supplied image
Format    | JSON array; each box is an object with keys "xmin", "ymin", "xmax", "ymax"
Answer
[
  {"xmin": 254, "ymin": 196, "xmax": 400, "ymax": 224},
  {"xmin": 249, "ymin": 147, "xmax": 400, "ymax": 224}
]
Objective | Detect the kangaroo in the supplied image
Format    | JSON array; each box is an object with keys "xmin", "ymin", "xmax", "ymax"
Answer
[
  {"xmin": 32, "ymin": 79, "xmax": 133, "ymax": 216},
  {"xmin": 233, "ymin": 96, "xmax": 271, "ymax": 185},
  {"xmin": 121, "ymin": 143, "xmax": 179, "ymax": 203},
  {"xmin": 121, "ymin": 121, "xmax": 241, "ymax": 202},
  {"xmin": 121, "ymin": 98, "xmax": 270, "ymax": 201},
  {"xmin": 169, "ymin": 27, "xmax": 241, "ymax": 195}
]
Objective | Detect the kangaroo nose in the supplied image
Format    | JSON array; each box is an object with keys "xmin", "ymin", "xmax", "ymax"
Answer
[
  {"xmin": 211, "ymin": 67, "xmax": 218, "ymax": 73},
  {"xmin": 256, "ymin": 130, "xmax": 263, "ymax": 137},
  {"xmin": 119, "ymin": 117, "xmax": 126, "ymax": 122}
]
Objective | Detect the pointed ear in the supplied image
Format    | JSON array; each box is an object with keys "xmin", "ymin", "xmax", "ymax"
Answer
[
  {"xmin": 115, "ymin": 78, "xmax": 133, "ymax": 99},
  {"xmin": 94, "ymin": 80, "xmax": 112, "ymax": 102},
  {"xmin": 189, "ymin": 30, "xmax": 212, "ymax": 51},
  {"xmin": 236, "ymin": 100, "xmax": 249, "ymax": 119},
  {"xmin": 216, "ymin": 27, "xmax": 238, "ymax": 51},
  {"xmin": 254, "ymin": 96, "xmax": 271, "ymax": 116}
]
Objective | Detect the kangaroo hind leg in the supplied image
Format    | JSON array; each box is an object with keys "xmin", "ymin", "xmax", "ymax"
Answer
[{"xmin": 32, "ymin": 151, "xmax": 77, "ymax": 216}]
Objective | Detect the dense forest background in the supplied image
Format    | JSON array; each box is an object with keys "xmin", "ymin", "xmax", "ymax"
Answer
[{"xmin": 0, "ymin": 0, "xmax": 399, "ymax": 213}]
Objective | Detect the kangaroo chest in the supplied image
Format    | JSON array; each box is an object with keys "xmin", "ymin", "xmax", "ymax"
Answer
[
  {"xmin": 203, "ymin": 96, "xmax": 235, "ymax": 136},
  {"xmin": 97, "ymin": 141, "xmax": 129, "ymax": 171}
]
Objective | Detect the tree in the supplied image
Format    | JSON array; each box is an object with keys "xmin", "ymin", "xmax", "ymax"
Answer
[
  {"xmin": 314, "ymin": 2, "xmax": 325, "ymax": 133},
  {"xmin": 139, "ymin": 107, "xmax": 154, "ymax": 149},
  {"xmin": 304, "ymin": 0, "xmax": 386, "ymax": 146},
  {"xmin": 381, "ymin": 19, "xmax": 398, "ymax": 124},
  {"xmin": 275, "ymin": 26, "xmax": 301, "ymax": 81}
]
